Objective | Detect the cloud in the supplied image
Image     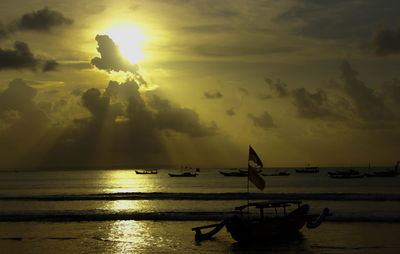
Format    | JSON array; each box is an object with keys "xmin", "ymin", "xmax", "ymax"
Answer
[
  {"xmin": 0, "ymin": 8, "xmax": 73, "ymax": 39},
  {"xmin": 368, "ymin": 25, "xmax": 400, "ymax": 56},
  {"xmin": 42, "ymin": 60, "xmax": 59, "ymax": 72},
  {"xmin": 91, "ymin": 35, "xmax": 138, "ymax": 73},
  {"xmin": 267, "ymin": 77, "xmax": 343, "ymax": 120},
  {"xmin": 81, "ymin": 88, "xmax": 111, "ymax": 120},
  {"xmin": 339, "ymin": 60, "xmax": 393, "ymax": 122},
  {"xmin": 0, "ymin": 24, "xmax": 8, "ymax": 40},
  {"xmin": 291, "ymin": 88, "xmax": 338, "ymax": 119},
  {"xmin": 266, "ymin": 61, "xmax": 400, "ymax": 128},
  {"xmin": 0, "ymin": 42, "xmax": 38, "ymax": 71},
  {"xmin": 276, "ymin": 0, "xmax": 400, "ymax": 40},
  {"xmin": 226, "ymin": 107, "xmax": 235, "ymax": 116},
  {"xmin": 266, "ymin": 79, "xmax": 290, "ymax": 98},
  {"xmin": 149, "ymin": 94, "xmax": 218, "ymax": 137},
  {"xmin": 204, "ymin": 89, "xmax": 223, "ymax": 99},
  {"xmin": 0, "ymin": 79, "xmax": 37, "ymax": 114},
  {"xmin": 248, "ymin": 111, "xmax": 276, "ymax": 129},
  {"xmin": 0, "ymin": 41, "xmax": 59, "ymax": 72},
  {"xmin": 16, "ymin": 7, "xmax": 73, "ymax": 31}
]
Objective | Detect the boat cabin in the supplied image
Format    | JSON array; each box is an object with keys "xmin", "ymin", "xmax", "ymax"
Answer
[{"xmin": 235, "ymin": 200, "xmax": 303, "ymax": 219}]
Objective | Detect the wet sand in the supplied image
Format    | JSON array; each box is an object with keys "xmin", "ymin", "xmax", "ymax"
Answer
[{"xmin": 1, "ymin": 221, "xmax": 399, "ymax": 253}]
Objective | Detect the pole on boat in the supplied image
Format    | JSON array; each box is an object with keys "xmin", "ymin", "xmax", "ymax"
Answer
[{"xmin": 247, "ymin": 163, "xmax": 250, "ymax": 219}]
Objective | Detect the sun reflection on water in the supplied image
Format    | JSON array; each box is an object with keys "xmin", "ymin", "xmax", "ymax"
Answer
[{"xmin": 101, "ymin": 170, "xmax": 157, "ymax": 193}]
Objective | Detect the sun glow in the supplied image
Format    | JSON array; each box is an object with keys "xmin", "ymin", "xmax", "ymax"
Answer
[{"xmin": 105, "ymin": 25, "xmax": 148, "ymax": 64}]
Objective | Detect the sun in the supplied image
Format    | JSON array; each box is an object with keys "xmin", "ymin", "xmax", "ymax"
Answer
[{"xmin": 104, "ymin": 24, "xmax": 148, "ymax": 64}]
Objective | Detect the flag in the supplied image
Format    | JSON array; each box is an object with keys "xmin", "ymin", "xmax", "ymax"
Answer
[{"xmin": 248, "ymin": 145, "xmax": 265, "ymax": 190}]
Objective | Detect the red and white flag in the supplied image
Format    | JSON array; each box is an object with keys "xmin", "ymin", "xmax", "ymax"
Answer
[{"xmin": 248, "ymin": 146, "xmax": 265, "ymax": 190}]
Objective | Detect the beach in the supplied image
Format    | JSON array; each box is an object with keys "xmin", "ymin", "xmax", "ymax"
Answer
[
  {"xmin": 0, "ymin": 168, "xmax": 399, "ymax": 253},
  {"xmin": 1, "ymin": 221, "xmax": 400, "ymax": 253}
]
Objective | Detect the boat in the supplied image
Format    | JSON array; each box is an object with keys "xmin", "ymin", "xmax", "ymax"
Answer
[
  {"xmin": 219, "ymin": 170, "xmax": 248, "ymax": 177},
  {"xmin": 135, "ymin": 169, "xmax": 157, "ymax": 174},
  {"xmin": 295, "ymin": 166, "xmax": 319, "ymax": 173},
  {"xmin": 261, "ymin": 171, "xmax": 290, "ymax": 176},
  {"xmin": 328, "ymin": 169, "xmax": 364, "ymax": 179},
  {"xmin": 192, "ymin": 146, "xmax": 331, "ymax": 242},
  {"xmin": 329, "ymin": 173, "xmax": 364, "ymax": 179},
  {"xmin": 220, "ymin": 167, "xmax": 263, "ymax": 177},
  {"xmin": 168, "ymin": 172, "xmax": 197, "ymax": 177},
  {"xmin": 192, "ymin": 200, "xmax": 331, "ymax": 242},
  {"xmin": 365, "ymin": 161, "xmax": 399, "ymax": 177}
]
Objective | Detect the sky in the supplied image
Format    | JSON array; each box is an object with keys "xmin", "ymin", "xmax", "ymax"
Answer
[{"xmin": 0, "ymin": 0, "xmax": 399, "ymax": 169}]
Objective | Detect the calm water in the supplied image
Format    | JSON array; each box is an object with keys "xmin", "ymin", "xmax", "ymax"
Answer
[{"xmin": 1, "ymin": 168, "xmax": 400, "ymax": 253}]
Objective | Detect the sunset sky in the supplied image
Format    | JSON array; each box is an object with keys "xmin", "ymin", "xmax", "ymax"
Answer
[{"xmin": 0, "ymin": 0, "xmax": 399, "ymax": 169}]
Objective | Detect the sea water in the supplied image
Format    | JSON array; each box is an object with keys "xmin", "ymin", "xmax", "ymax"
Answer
[{"xmin": 0, "ymin": 168, "xmax": 400, "ymax": 253}]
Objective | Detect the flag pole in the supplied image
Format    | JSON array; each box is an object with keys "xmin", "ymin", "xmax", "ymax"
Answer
[{"xmin": 247, "ymin": 146, "xmax": 250, "ymax": 219}]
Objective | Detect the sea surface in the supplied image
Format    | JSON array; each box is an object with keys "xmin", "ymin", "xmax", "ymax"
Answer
[{"xmin": 0, "ymin": 167, "xmax": 399, "ymax": 253}]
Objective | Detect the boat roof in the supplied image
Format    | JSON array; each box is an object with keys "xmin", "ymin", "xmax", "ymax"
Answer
[{"xmin": 235, "ymin": 200, "xmax": 302, "ymax": 211}]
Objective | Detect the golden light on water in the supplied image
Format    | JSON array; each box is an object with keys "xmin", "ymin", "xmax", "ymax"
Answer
[{"xmin": 104, "ymin": 24, "xmax": 148, "ymax": 64}]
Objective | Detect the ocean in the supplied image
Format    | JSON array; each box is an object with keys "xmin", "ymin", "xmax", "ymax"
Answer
[{"xmin": 1, "ymin": 167, "xmax": 399, "ymax": 253}]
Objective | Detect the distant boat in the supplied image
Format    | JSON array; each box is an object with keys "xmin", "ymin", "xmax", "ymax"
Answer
[
  {"xmin": 328, "ymin": 169, "xmax": 364, "ymax": 179},
  {"xmin": 168, "ymin": 172, "xmax": 197, "ymax": 177},
  {"xmin": 261, "ymin": 171, "xmax": 290, "ymax": 176},
  {"xmin": 295, "ymin": 166, "xmax": 319, "ymax": 173},
  {"xmin": 135, "ymin": 169, "xmax": 157, "ymax": 174},
  {"xmin": 219, "ymin": 171, "xmax": 248, "ymax": 177},
  {"xmin": 365, "ymin": 161, "xmax": 399, "ymax": 177}
]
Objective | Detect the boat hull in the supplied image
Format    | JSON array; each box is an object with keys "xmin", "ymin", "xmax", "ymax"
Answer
[
  {"xmin": 226, "ymin": 216, "xmax": 306, "ymax": 242},
  {"xmin": 168, "ymin": 173, "xmax": 197, "ymax": 177}
]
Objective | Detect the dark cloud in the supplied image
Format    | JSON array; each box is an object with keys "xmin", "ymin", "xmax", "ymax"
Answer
[
  {"xmin": 339, "ymin": 61, "xmax": 393, "ymax": 122},
  {"xmin": 369, "ymin": 25, "xmax": 400, "ymax": 56},
  {"xmin": 91, "ymin": 35, "xmax": 138, "ymax": 73},
  {"xmin": 0, "ymin": 79, "xmax": 36, "ymax": 114},
  {"xmin": 226, "ymin": 108, "xmax": 235, "ymax": 116},
  {"xmin": 91, "ymin": 35, "xmax": 147, "ymax": 86},
  {"xmin": 204, "ymin": 89, "xmax": 223, "ymax": 99},
  {"xmin": 276, "ymin": 0, "xmax": 400, "ymax": 40},
  {"xmin": 266, "ymin": 79, "xmax": 290, "ymax": 98},
  {"xmin": 42, "ymin": 60, "xmax": 59, "ymax": 72},
  {"xmin": 267, "ymin": 76, "xmax": 342, "ymax": 120},
  {"xmin": 0, "ymin": 8, "xmax": 72, "ymax": 40},
  {"xmin": 82, "ymin": 88, "xmax": 111, "ymax": 120},
  {"xmin": 17, "ymin": 7, "xmax": 73, "ymax": 31},
  {"xmin": 0, "ymin": 80, "xmax": 48, "ymax": 168},
  {"xmin": 266, "ymin": 61, "xmax": 400, "ymax": 128},
  {"xmin": 150, "ymin": 95, "xmax": 218, "ymax": 137},
  {"xmin": 248, "ymin": 111, "xmax": 276, "ymax": 129},
  {"xmin": 0, "ymin": 41, "xmax": 59, "ymax": 72},
  {"xmin": 0, "ymin": 24, "xmax": 8, "ymax": 40},
  {"xmin": 291, "ymin": 88, "xmax": 337, "ymax": 119},
  {"xmin": 0, "ymin": 42, "xmax": 38, "ymax": 71}
]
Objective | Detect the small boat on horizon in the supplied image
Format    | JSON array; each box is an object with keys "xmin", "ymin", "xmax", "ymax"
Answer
[
  {"xmin": 135, "ymin": 169, "xmax": 158, "ymax": 174},
  {"xmin": 219, "ymin": 170, "xmax": 248, "ymax": 177},
  {"xmin": 295, "ymin": 166, "xmax": 319, "ymax": 173},
  {"xmin": 168, "ymin": 172, "xmax": 197, "ymax": 177},
  {"xmin": 365, "ymin": 161, "xmax": 399, "ymax": 177},
  {"xmin": 328, "ymin": 169, "xmax": 364, "ymax": 179},
  {"xmin": 261, "ymin": 171, "xmax": 290, "ymax": 176}
]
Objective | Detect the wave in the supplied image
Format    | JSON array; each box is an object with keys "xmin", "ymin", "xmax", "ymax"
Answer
[
  {"xmin": 1, "ymin": 210, "xmax": 399, "ymax": 223},
  {"xmin": 1, "ymin": 192, "xmax": 400, "ymax": 201}
]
